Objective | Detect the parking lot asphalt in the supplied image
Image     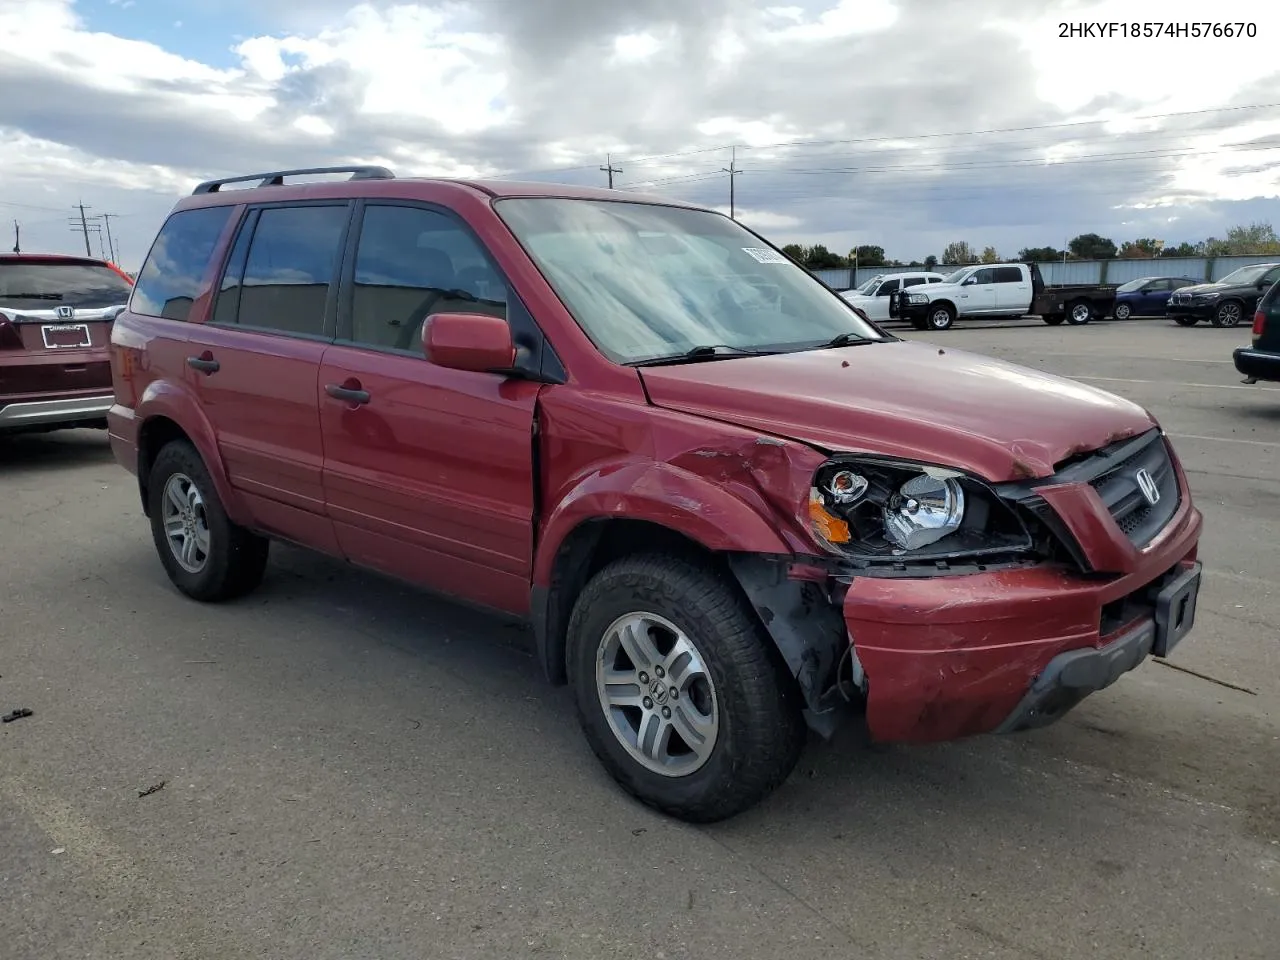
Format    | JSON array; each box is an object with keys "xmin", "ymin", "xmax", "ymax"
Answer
[{"xmin": 2, "ymin": 316, "xmax": 1277, "ymax": 960}]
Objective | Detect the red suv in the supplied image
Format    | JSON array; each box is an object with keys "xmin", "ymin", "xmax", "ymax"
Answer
[
  {"xmin": 1, "ymin": 253, "xmax": 133, "ymax": 434},
  {"xmin": 108, "ymin": 166, "xmax": 1204, "ymax": 821}
]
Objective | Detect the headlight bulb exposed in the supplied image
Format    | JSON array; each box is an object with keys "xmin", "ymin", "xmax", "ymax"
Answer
[
  {"xmin": 883, "ymin": 473, "xmax": 965, "ymax": 550},
  {"xmin": 826, "ymin": 469, "xmax": 868, "ymax": 505}
]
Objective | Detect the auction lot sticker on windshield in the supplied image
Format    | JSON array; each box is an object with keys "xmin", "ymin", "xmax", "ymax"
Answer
[{"xmin": 742, "ymin": 247, "xmax": 789, "ymax": 264}]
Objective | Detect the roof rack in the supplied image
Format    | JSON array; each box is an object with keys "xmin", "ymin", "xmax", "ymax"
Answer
[{"xmin": 191, "ymin": 165, "xmax": 396, "ymax": 195}]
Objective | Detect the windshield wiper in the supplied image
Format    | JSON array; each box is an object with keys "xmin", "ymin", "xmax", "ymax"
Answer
[
  {"xmin": 814, "ymin": 332, "xmax": 880, "ymax": 350},
  {"xmin": 0, "ymin": 293, "xmax": 63, "ymax": 300},
  {"xmin": 629, "ymin": 344, "xmax": 781, "ymax": 367}
]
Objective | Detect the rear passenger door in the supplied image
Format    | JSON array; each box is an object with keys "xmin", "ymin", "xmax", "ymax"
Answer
[
  {"xmin": 994, "ymin": 265, "xmax": 1031, "ymax": 313},
  {"xmin": 317, "ymin": 201, "xmax": 543, "ymax": 616},
  {"xmin": 191, "ymin": 201, "xmax": 351, "ymax": 553}
]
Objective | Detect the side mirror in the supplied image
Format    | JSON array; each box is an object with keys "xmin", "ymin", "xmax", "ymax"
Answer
[
  {"xmin": 422, "ymin": 312, "xmax": 516, "ymax": 373},
  {"xmin": 962, "ymin": 275, "xmax": 977, "ymax": 286}
]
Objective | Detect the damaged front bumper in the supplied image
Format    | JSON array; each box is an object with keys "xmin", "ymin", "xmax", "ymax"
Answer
[{"xmin": 732, "ymin": 430, "xmax": 1205, "ymax": 745}]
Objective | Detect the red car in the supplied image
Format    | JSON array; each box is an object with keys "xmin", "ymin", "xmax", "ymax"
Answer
[
  {"xmin": 1, "ymin": 253, "xmax": 134, "ymax": 435},
  {"xmin": 108, "ymin": 166, "xmax": 1203, "ymax": 822}
]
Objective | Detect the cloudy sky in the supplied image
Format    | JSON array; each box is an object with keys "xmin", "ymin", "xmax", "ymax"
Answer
[{"xmin": 2, "ymin": 0, "xmax": 1279, "ymax": 269}]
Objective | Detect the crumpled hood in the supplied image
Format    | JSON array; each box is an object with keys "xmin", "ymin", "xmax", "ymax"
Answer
[{"xmin": 638, "ymin": 340, "xmax": 1156, "ymax": 481}]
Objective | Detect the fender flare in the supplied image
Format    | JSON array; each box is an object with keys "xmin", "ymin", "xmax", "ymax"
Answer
[
  {"xmin": 134, "ymin": 380, "xmax": 248, "ymax": 526},
  {"xmin": 529, "ymin": 460, "xmax": 796, "ymax": 686},
  {"xmin": 533, "ymin": 460, "xmax": 793, "ymax": 586}
]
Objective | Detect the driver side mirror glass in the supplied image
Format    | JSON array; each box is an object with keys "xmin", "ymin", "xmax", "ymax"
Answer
[{"xmin": 422, "ymin": 312, "xmax": 516, "ymax": 373}]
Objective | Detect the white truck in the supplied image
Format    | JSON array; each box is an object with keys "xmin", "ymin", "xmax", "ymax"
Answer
[{"xmin": 889, "ymin": 262, "xmax": 1117, "ymax": 331}]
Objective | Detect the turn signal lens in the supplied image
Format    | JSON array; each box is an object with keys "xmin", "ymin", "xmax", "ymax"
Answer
[{"xmin": 809, "ymin": 490, "xmax": 851, "ymax": 543}]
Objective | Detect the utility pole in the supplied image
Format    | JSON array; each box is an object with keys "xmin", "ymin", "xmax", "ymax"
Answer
[
  {"xmin": 600, "ymin": 153, "xmax": 622, "ymax": 189},
  {"xmin": 11, "ymin": 220, "xmax": 18, "ymax": 254},
  {"xmin": 76, "ymin": 202, "xmax": 92, "ymax": 256},
  {"xmin": 100, "ymin": 213, "xmax": 119, "ymax": 264},
  {"xmin": 722, "ymin": 146, "xmax": 742, "ymax": 219}
]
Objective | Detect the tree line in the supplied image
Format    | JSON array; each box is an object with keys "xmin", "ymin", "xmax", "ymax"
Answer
[{"xmin": 781, "ymin": 221, "xmax": 1280, "ymax": 271}]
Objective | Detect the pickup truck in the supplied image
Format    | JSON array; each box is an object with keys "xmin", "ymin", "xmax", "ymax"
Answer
[{"xmin": 889, "ymin": 262, "xmax": 1117, "ymax": 331}]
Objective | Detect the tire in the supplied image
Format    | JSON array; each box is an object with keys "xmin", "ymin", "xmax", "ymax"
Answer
[
  {"xmin": 1065, "ymin": 300, "xmax": 1092, "ymax": 325},
  {"xmin": 1113, "ymin": 302, "xmax": 1131, "ymax": 321},
  {"xmin": 926, "ymin": 303, "xmax": 956, "ymax": 331},
  {"xmin": 1173, "ymin": 315, "xmax": 1199, "ymax": 327},
  {"xmin": 566, "ymin": 553, "xmax": 806, "ymax": 823},
  {"xmin": 910, "ymin": 316, "xmax": 928, "ymax": 331},
  {"xmin": 147, "ymin": 440, "xmax": 269, "ymax": 602},
  {"xmin": 1042, "ymin": 314, "xmax": 1065, "ymax": 326},
  {"xmin": 1211, "ymin": 300, "xmax": 1243, "ymax": 328}
]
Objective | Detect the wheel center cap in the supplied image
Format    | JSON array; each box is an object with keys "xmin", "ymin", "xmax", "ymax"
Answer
[{"xmin": 650, "ymin": 680, "xmax": 669, "ymax": 705}]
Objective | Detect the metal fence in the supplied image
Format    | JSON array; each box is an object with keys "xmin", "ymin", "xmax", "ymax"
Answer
[{"xmin": 812, "ymin": 254, "xmax": 1280, "ymax": 290}]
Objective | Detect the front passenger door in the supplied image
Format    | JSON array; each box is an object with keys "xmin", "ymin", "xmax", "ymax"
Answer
[
  {"xmin": 962, "ymin": 268, "xmax": 998, "ymax": 313},
  {"xmin": 318, "ymin": 202, "xmax": 544, "ymax": 616}
]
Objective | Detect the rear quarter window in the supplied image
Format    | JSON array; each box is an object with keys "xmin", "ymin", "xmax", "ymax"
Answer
[{"xmin": 131, "ymin": 206, "xmax": 234, "ymax": 322}]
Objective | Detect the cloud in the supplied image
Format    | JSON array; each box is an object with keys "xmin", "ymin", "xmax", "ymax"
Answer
[{"xmin": 0, "ymin": 0, "xmax": 1278, "ymax": 268}]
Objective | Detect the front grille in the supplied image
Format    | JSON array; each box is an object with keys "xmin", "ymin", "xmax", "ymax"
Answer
[
  {"xmin": 1169, "ymin": 293, "xmax": 1189, "ymax": 305},
  {"xmin": 1086, "ymin": 433, "xmax": 1179, "ymax": 547},
  {"xmin": 997, "ymin": 428, "xmax": 1182, "ymax": 571}
]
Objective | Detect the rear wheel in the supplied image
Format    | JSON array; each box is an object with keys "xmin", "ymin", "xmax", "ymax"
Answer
[
  {"xmin": 1211, "ymin": 301, "xmax": 1243, "ymax": 328},
  {"xmin": 147, "ymin": 440, "xmax": 269, "ymax": 602},
  {"xmin": 1042, "ymin": 313, "xmax": 1065, "ymax": 326},
  {"xmin": 566, "ymin": 553, "xmax": 806, "ymax": 823},
  {"xmin": 1113, "ymin": 302, "xmax": 1131, "ymax": 321},
  {"xmin": 1066, "ymin": 300, "xmax": 1092, "ymax": 325}
]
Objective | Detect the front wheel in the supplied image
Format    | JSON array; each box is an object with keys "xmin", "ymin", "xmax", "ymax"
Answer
[
  {"xmin": 1113, "ymin": 302, "xmax": 1131, "ymax": 321},
  {"xmin": 566, "ymin": 554, "xmax": 806, "ymax": 823},
  {"xmin": 1173, "ymin": 315, "xmax": 1199, "ymax": 327},
  {"xmin": 1211, "ymin": 301, "xmax": 1243, "ymax": 327},
  {"xmin": 926, "ymin": 304, "xmax": 956, "ymax": 331},
  {"xmin": 1066, "ymin": 300, "xmax": 1092, "ymax": 325},
  {"xmin": 147, "ymin": 440, "xmax": 269, "ymax": 602}
]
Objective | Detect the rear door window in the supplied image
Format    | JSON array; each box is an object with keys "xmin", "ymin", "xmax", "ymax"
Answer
[
  {"xmin": 993, "ymin": 267, "xmax": 1023, "ymax": 283},
  {"xmin": 132, "ymin": 206, "xmax": 234, "ymax": 322},
  {"xmin": 902, "ymin": 277, "xmax": 925, "ymax": 288},
  {"xmin": 218, "ymin": 204, "xmax": 349, "ymax": 338}
]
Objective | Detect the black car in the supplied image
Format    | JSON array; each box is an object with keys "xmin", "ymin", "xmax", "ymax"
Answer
[
  {"xmin": 1234, "ymin": 278, "xmax": 1280, "ymax": 383},
  {"xmin": 1167, "ymin": 262, "xmax": 1280, "ymax": 327}
]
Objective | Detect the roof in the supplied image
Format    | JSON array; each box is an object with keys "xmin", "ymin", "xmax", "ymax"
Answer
[
  {"xmin": 0, "ymin": 253, "xmax": 113, "ymax": 265},
  {"xmin": 178, "ymin": 166, "xmax": 705, "ymax": 212}
]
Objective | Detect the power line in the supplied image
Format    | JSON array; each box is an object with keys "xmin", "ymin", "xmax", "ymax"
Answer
[
  {"xmin": 619, "ymin": 141, "xmax": 1280, "ymax": 191},
  {"xmin": 494, "ymin": 101, "xmax": 1280, "ymax": 179}
]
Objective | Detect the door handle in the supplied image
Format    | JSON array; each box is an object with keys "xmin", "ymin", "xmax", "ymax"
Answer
[
  {"xmin": 325, "ymin": 382, "xmax": 370, "ymax": 405},
  {"xmin": 186, "ymin": 355, "xmax": 219, "ymax": 374}
]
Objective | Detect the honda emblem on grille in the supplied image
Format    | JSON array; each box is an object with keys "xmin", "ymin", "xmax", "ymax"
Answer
[
  {"xmin": 1135, "ymin": 468, "xmax": 1160, "ymax": 506},
  {"xmin": 55, "ymin": 305, "xmax": 75, "ymax": 320}
]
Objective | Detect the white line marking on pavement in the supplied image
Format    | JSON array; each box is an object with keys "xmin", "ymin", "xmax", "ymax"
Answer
[
  {"xmin": 1074, "ymin": 375, "xmax": 1280, "ymax": 392},
  {"xmin": 1168, "ymin": 433, "xmax": 1280, "ymax": 449}
]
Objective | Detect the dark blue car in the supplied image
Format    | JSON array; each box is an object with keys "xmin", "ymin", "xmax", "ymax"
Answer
[{"xmin": 1110, "ymin": 276, "xmax": 1200, "ymax": 320}]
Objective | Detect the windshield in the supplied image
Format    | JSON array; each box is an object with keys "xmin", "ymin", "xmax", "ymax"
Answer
[
  {"xmin": 1116, "ymin": 278, "xmax": 1154, "ymax": 293},
  {"xmin": 941, "ymin": 267, "xmax": 972, "ymax": 284},
  {"xmin": 0, "ymin": 260, "xmax": 133, "ymax": 309},
  {"xmin": 853, "ymin": 276, "xmax": 881, "ymax": 295},
  {"xmin": 493, "ymin": 198, "xmax": 884, "ymax": 363},
  {"xmin": 1217, "ymin": 264, "xmax": 1274, "ymax": 286}
]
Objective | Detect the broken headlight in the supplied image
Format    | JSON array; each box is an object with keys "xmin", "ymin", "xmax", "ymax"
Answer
[{"xmin": 808, "ymin": 458, "xmax": 1034, "ymax": 562}]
